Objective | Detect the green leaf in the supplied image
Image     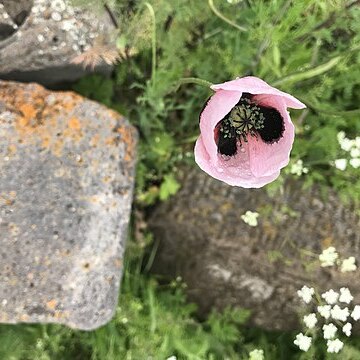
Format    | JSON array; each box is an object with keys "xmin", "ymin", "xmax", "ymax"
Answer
[{"xmin": 159, "ymin": 174, "xmax": 181, "ymax": 201}]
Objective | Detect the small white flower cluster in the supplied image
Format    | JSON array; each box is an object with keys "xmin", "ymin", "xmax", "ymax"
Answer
[
  {"xmin": 249, "ymin": 348, "xmax": 264, "ymax": 360},
  {"xmin": 295, "ymin": 286, "xmax": 360, "ymax": 353},
  {"xmin": 334, "ymin": 132, "xmax": 360, "ymax": 170},
  {"xmin": 290, "ymin": 159, "xmax": 309, "ymax": 176},
  {"xmin": 241, "ymin": 211, "xmax": 259, "ymax": 227},
  {"xmin": 318, "ymin": 246, "xmax": 357, "ymax": 273}
]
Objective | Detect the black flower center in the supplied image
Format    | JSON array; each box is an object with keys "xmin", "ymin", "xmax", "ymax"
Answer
[{"xmin": 216, "ymin": 93, "xmax": 284, "ymax": 156}]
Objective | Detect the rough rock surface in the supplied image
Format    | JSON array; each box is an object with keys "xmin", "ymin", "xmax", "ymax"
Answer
[
  {"xmin": 0, "ymin": 0, "xmax": 116, "ymax": 85},
  {"xmin": 0, "ymin": 81, "xmax": 137, "ymax": 330},
  {"xmin": 149, "ymin": 168, "xmax": 360, "ymax": 331}
]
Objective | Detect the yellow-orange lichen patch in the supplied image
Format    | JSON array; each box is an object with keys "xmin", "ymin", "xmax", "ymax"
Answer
[
  {"xmin": 1, "ymin": 82, "xmax": 137, "ymax": 170},
  {"xmin": 0, "ymin": 191, "xmax": 16, "ymax": 206},
  {"xmin": 19, "ymin": 314, "xmax": 30, "ymax": 321},
  {"xmin": 102, "ymin": 175, "xmax": 112, "ymax": 183},
  {"xmin": 68, "ymin": 117, "xmax": 81, "ymax": 130},
  {"xmin": 46, "ymin": 299, "xmax": 58, "ymax": 311},
  {"xmin": 19, "ymin": 104, "xmax": 37, "ymax": 125},
  {"xmin": 7, "ymin": 144, "xmax": 17, "ymax": 155},
  {"xmin": 53, "ymin": 310, "xmax": 69, "ymax": 319},
  {"xmin": 105, "ymin": 136, "xmax": 115, "ymax": 146},
  {"xmin": 61, "ymin": 117, "xmax": 85, "ymax": 145},
  {"xmin": 1, "ymin": 83, "xmax": 82, "ymax": 158},
  {"xmin": 117, "ymin": 125, "xmax": 136, "ymax": 162},
  {"xmin": 90, "ymin": 134, "xmax": 100, "ymax": 147}
]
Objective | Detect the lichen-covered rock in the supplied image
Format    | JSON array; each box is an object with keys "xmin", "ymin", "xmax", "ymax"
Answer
[
  {"xmin": 0, "ymin": 0, "xmax": 116, "ymax": 84},
  {"xmin": 149, "ymin": 169, "xmax": 360, "ymax": 331},
  {"xmin": 0, "ymin": 81, "xmax": 137, "ymax": 330}
]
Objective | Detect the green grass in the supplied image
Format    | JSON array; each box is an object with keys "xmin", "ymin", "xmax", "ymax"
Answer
[{"xmin": 1, "ymin": 0, "xmax": 360, "ymax": 358}]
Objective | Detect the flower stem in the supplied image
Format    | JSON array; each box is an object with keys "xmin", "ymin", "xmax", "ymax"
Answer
[
  {"xmin": 273, "ymin": 56, "xmax": 341, "ymax": 86},
  {"xmin": 208, "ymin": 0, "xmax": 247, "ymax": 32},
  {"xmin": 177, "ymin": 77, "xmax": 213, "ymax": 88},
  {"xmin": 144, "ymin": 2, "xmax": 157, "ymax": 85}
]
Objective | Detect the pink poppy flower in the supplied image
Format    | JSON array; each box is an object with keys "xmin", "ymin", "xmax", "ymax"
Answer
[{"xmin": 194, "ymin": 76, "xmax": 306, "ymax": 188}]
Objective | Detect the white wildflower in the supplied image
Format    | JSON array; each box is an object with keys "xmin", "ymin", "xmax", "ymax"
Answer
[
  {"xmin": 331, "ymin": 305, "xmax": 349, "ymax": 322},
  {"xmin": 249, "ymin": 349, "xmax": 264, "ymax": 360},
  {"xmin": 303, "ymin": 313, "xmax": 317, "ymax": 329},
  {"xmin": 342, "ymin": 323, "xmax": 352, "ymax": 337},
  {"xmin": 297, "ymin": 286, "xmax": 315, "ymax": 304},
  {"xmin": 334, "ymin": 158, "xmax": 347, "ymax": 171},
  {"xmin": 351, "ymin": 305, "xmax": 360, "ymax": 321},
  {"xmin": 321, "ymin": 289, "xmax": 339, "ymax": 305},
  {"xmin": 323, "ymin": 323, "xmax": 337, "ymax": 340},
  {"xmin": 317, "ymin": 305, "xmax": 331, "ymax": 319},
  {"xmin": 337, "ymin": 131, "xmax": 346, "ymax": 143},
  {"xmin": 294, "ymin": 333, "xmax": 312, "ymax": 352},
  {"xmin": 341, "ymin": 256, "xmax": 357, "ymax": 272},
  {"xmin": 350, "ymin": 147, "xmax": 360, "ymax": 158},
  {"xmin": 356, "ymin": 136, "xmax": 360, "ymax": 148},
  {"xmin": 339, "ymin": 137, "xmax": 355, "ymax": 152},
  {"xmin": 166, "ymin": 357, "xmax": 177, "ymax": 360},
  {"xmin": 290, "ymin": 160, "xmax": 309, "ymax": 176},
  {"xmin": 241, "ymin": 211, "xmax": 259, "ymax": 227},
  {"xmin": 327, "ymin": 339, "xmax": 344, "ymax": 353},
  {"xmin": 339, "ymin": 288, "xmax": 353, "ymax": 304},
  {"xmin": 349, "ymin": 158, "xmax": 360, "ymax": 169},
  {"xmin": 319, "ymin": 247, "xmax": 338, "ymax": 267}
]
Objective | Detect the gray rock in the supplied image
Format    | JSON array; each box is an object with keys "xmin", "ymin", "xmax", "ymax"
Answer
[
  {"xmin": 0, "ymin": 80, "xmax": 137, "ymax": 330},
  {"xmin": 149, "ymin": 168, "xmax": 360, "ymax": 331},
  {"xmin": 0, "ymin": 0, "xmax": 116, "ymax": 85}
]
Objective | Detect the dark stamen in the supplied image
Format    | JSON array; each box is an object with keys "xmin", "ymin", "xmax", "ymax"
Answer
[
  {"xmin": 257, "ymin": 106, "xmax": 285, "ymax": 144},
  {"xmin": 217, "ymin": 121, "xmax": 238, "ymax": 156}
]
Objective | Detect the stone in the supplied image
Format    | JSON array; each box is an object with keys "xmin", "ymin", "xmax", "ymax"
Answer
[
  {"xmin": 0, "ymin": 0, "xmax": 116, "ymax": 85},
  {"xmin": 0, "ymin": 80, "xmax": 137, "ymax": 330},
  {"xmin": 149, "ymin": 168, "xmax": 360, "ymax": 331}
]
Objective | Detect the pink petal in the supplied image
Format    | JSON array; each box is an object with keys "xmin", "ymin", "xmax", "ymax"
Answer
[
  {"xmin": 199, "ymin": 89, "xmax": 242, "ymax": 162},
  {"xmin": 247, "ymin": 95, "xmax": 294, "ymax": 177},
  {"xmin": 211, "ymin": 76, "xmax": 306, "ymax": 109},
  {"xmin": 194, "ymin": 135, "xmax": 281, "ymax": 188}
]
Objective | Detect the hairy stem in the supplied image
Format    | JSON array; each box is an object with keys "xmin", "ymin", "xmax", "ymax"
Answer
[
  {"xmin": 176, "ymin": 77, "xmax": 213, "ymax": 88},
  {"xmin": 145, "ymin": 2, "xmax": 157, "ymax": 85},
  {"xmin": 208, "ymin": 0, "xmax": 247, "ymax": 32}
]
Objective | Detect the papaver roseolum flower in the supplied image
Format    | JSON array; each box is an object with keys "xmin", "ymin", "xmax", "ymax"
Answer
[{"xmin": 194, "ymin": 76, "xmax": 306, "ymax": 188}]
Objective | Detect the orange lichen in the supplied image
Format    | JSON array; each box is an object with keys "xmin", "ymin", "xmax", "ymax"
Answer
[
  {"xmin": 19, "ymin": 104, "xmax": 37, "ymax": 124},
  {"xmin": 1, "ymin": 82, "xmax": 136, "ymax": 171},
  {"xmin": 68, "ymin": 117, "xmax": 81, "ymax": 130},
  {"xmin": 105, "ymin": 137, "xmax": 114, "ymax": 145},
  {"xmin": 117, "ymin": 125, "xmax": 136, "ymax": 162},
  {"xmin": 7, "ymin": 144, "xmax": 17, "ymax": 155},
  {"xmin": 1, "ymin": 83, "xmax": 80, "ymax": 158},
  {"xmin": 0, "ymin": 192, "xmax": 16, "ymax": 206},
  {"xmin": 20, "ymin": 314, "xmax": 30, "ymax": 321},
  {"xmin": 46, "ymin": 299, "xmax": 57, "ymax": 311},
  {"xmin": 53, "ymin": 310, "xmax": 69, "ymax": 319},
  {"xmin": 102, "ymin": 176, "xmax": 112, "ymax": 183},
  {"xmin": 90, "ymin": 134, "xmax": 100, "ymax": 147}
]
